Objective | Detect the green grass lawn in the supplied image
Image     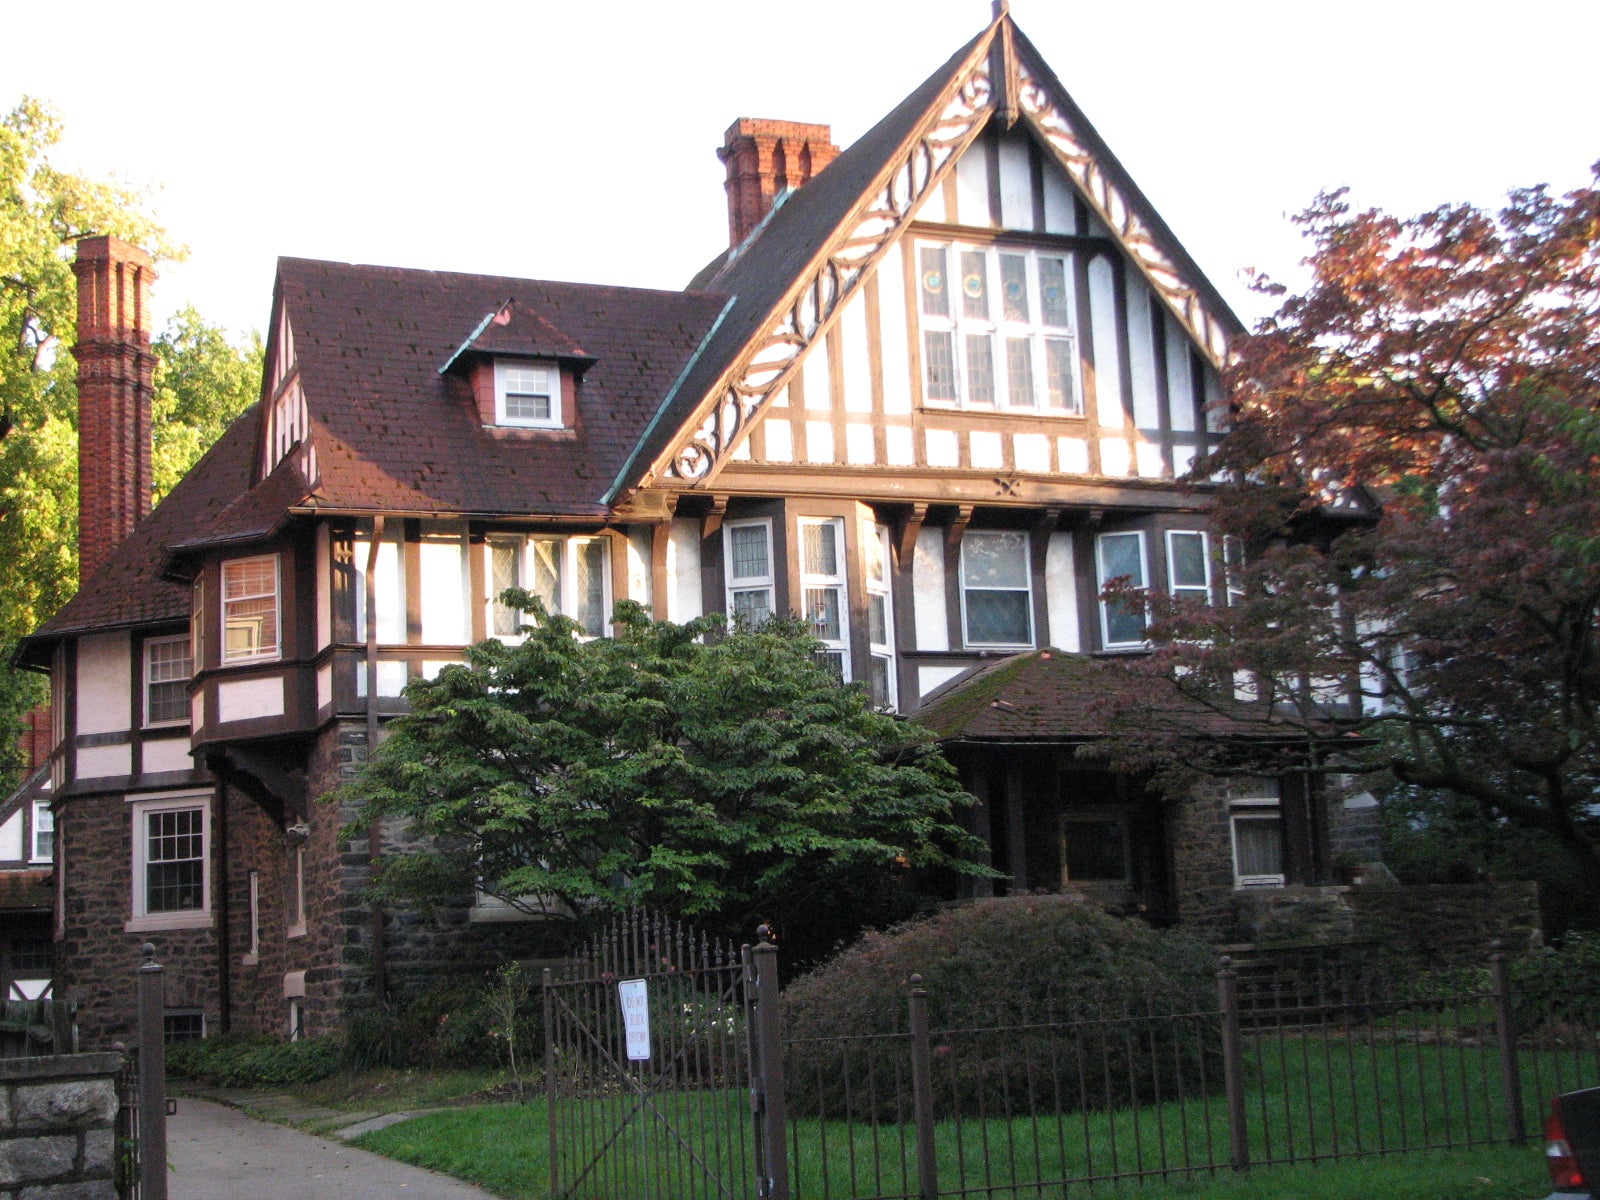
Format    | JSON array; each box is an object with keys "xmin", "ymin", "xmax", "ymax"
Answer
[{"xmin": 352, "ymin": 1034, "xmax": 1587, "ymax": 1199}]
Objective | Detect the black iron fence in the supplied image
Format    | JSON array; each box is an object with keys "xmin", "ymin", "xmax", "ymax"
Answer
[{"xmin": 777, "ymin": 948, "xmax": 1598, "ymax": 1199}]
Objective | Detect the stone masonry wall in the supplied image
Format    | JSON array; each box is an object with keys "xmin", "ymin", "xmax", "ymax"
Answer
[
  {"xmin": 1166, "ymin": 779, "xmax": 1236, "ymax": 939},
  {"xmin": 0, "ymin": 1053, "xmax": 121, "ymax": 1200},
  {"xmin": 1346, "ymin": 881, "xmax": 1543, "ymax": 973}
]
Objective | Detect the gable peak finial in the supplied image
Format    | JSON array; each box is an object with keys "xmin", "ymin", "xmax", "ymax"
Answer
[{"xmin": 991, "ymin": 0, "xmax": 1009, "ymax": 19}]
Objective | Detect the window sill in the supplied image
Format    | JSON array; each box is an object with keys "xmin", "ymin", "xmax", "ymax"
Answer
[
  {"xmin": 241, "ymin": 953, "xmax": 259, "ymax": 967},
  {"xmin": 287, "ymin": 924, "xmax": 307, "ymax": 940},
  {"xmin": 125, "ymin": 912, "xmax": 214, "ymax": 933},
  {"xmin": 920, "ymin": 402, "xmax": 1088, "ymax": 420},
  {"xmin": 219, "ymin": 655, "xmax": 282, "ymax": 668}
]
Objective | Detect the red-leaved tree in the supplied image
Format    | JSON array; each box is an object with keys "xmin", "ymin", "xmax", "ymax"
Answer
[{"xmin": 1095, "ymin": 170, "xmax": 1600, "ymax": 888}]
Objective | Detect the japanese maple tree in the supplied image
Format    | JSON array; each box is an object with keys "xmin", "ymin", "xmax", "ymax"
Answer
[{"xmin": 1098, "ymin": 170, "xmax": 1600, "ymax": 885}]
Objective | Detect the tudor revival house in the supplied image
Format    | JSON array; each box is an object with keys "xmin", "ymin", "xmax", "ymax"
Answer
[{"xmin": 15, "ymin": 10, "xmax": 1341, "ymax": 1045}]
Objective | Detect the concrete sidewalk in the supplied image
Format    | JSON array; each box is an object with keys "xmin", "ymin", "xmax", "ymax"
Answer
[{"xmin": 168, "ymin": 1096, "xmax": 501, "ymax": 1199}]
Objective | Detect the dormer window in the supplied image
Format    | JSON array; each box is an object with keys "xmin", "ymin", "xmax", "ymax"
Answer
[{"xmin": 495, "ymin": 360, "xmax": 561, "ymax": 428}]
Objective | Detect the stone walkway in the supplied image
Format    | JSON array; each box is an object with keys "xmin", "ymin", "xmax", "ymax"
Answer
[{"xmin": 168, "ymin": 1092, "xmax": 499, "ymax": 1199}]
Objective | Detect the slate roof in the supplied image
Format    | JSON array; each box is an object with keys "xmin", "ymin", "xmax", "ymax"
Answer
[
  {"xmin": 275, "ymin": 259, "xmax": 728, "ymax": 518},
  {"xmin": 17, "ymin": 411, "xmax": 260, "ymax": 664},
  {"xmin": 914, "ymin": 650, "xmax": 1281, "ymax": 742}
]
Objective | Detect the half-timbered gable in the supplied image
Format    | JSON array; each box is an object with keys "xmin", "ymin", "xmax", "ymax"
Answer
[{"xmin": 13, "ymin": 8, "xmax": 1344, "ymax": 1048}]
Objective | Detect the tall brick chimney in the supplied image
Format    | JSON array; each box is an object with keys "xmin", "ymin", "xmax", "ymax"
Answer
[
  {"xmin": 71, "ymin": 236, "xmax": 156, "ymax": 581},
  {"xmin": 719, "ymin": 119, "xmax": 841, "ymax": 248}
]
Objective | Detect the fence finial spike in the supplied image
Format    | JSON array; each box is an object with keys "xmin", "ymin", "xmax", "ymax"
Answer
[{"xmin": 142, "ymin": 942, "xmax": 157, "ymax": 962}]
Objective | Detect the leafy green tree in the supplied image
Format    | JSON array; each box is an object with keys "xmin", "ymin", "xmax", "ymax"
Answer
[
  {"xmin": 346, "ymin": 601, "xmax": 986, "ymax": 954},
  {"xmin": 0, "ymin": 98, "xmax": 259, "ymax": 792}
]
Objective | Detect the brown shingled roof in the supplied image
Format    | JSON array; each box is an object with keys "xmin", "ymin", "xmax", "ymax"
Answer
[
  {"xmin": 16, "ymin": 410, "xmax": 260, "ymax": 666},
  {"xmin": 914, "ymin": 650, "xmax": 1280, "ymax": 742},
  {"xmin": 277, "ymin": 259, "xmax": 728, "ymax": 519}
]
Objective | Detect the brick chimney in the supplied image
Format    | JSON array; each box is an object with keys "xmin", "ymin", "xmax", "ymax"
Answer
[
  {"xmin": 17, "ymin": 704, "xmax": 52, "ymax": 773},
  {"xmin": 71, "ymin": 236, "xmax": 156, "ymax": 581},
  {"xmin": 719, "ymin": 119, "xmax": 841, "ymax": 248}
]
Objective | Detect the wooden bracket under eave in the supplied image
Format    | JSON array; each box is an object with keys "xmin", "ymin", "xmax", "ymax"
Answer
[
  {"xmin": 944, "ymin": 504, "xmax": 975, "ymax": 553},
  {"xmin": 894, "ymin": 503, "xmax": 929, "ymax": 566},
  {"xmin": 701, "ymin": 495, "xmax": 730, "ymax": 540}
]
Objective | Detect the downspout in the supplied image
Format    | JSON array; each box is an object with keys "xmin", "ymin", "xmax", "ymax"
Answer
[
  {"xmin": 218, "ymin": 785, "xmax": 231, "ymax": 1033},
  {"xmin": 365, "ymin": 517, "xmax": 389, "ymax": 1003}
]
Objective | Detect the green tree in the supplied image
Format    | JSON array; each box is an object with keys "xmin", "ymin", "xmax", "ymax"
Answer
[
  {"xmin": 0, "ymin": 98, "xmax": 259, "ymax": 792},
  {"xmin": 345, "ymin": 602, "xmax": 987, "ymax": 955}
]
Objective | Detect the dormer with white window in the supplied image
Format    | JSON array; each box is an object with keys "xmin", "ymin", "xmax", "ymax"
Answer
[{"xmin": 438, "ymin": 300, "xmax": 595, "ymax": 434}]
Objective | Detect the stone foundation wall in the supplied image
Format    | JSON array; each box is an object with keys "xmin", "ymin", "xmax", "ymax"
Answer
[
  {"xmin": 1346, "ymin": 881, "xmax": 1543, "ymax": 972},
  {"xmin": 1166, "ymin": 780, "xmax": 1237, "ymax": 937},
  {"xmin": 0, "ymin": 1053, "xmax": 121, "ymax": 1199}
]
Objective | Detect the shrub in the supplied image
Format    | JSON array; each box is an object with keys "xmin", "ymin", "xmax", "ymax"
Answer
[
  {"xmin": 782, "ymin": 897, "xmax": 1221, "ymax": 1119},
  {"xmin": 166, "ymin": 1033, "xmax": 340, "ymax": 1087},
  {"xmin": 1512, "ymin": 933, "xmax": 1600, "ymax": 1036}
]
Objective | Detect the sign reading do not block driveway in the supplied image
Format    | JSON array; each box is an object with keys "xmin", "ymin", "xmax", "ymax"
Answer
[{"xmin": 618, "ymin": 978, "xmax": 651, "ymax": 1061}]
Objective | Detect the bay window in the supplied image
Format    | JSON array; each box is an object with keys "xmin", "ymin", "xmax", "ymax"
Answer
[
  {"xmin": 221, "ymin": 556, "xmax": 280, "ymax": 663},
  {"xmin": 800, "ymin": 518, "xmax": 849, "ymax": 680},
  {"xmin": 961, "ymin": 531, "xmax": 1033, "ymax": 648},
  {"xmin": 1096, "ymin": 531, "xmax": 1148, "ymax": 649},
  {"xmin": 488, "ymin": 535, "xmax": 611, "ymax": 638},
  {"xmin": 1166, "ymin": 531, "xmax": 1212, "ymax": 604},
  {"xmin": 725, "ymin": 521, "xmax": 775, "ymax": 626}
]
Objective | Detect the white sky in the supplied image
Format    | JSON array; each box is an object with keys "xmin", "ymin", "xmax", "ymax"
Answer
[{"xmin": 12, "ymin": 0, "xmax": 1598, "ymax": 341}]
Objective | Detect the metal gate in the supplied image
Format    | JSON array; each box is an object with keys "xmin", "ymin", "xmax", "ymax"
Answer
[{"xmin": 543, "ymin": 911, "xmax": 787, "ymax": 1200}]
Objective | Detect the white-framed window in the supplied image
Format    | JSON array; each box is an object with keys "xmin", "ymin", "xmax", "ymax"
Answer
[
  {"xmin": 1061, "ymin": 809, "xmax": 1131, "ymax": 884},
  {"xmin": 286, "ymin": 845, "xmax": 306, "ymax": 938},
  {"xmin": 1096, "ymin": 531, "xmax": 1148, "ymax": 649},
  {"xmin": 800, "ymin": 518, "xmax": 850, "ymax": 681},
  {"xmin": 961, "ymin": 530, "xmax": 1033, "ymax": 648},
  {"xmin": 864, "ymin": 522, "xmax": 897, "ymax": 709},
  {"xmin": 1166, "ymin": 531, "xmax": 1212, "ymax": 604},
  {"xmin": 128, "ymin": 794, "xmax": 212, "ymax": 932},
  {"xmin": 725, "ymin": 520, "xmax": 775, "ymax": 626},
  {"xmin": 917, "ymin": 240, "xmax": 1082, "ymax": 414},
  {"xmin": 29, "ymin": 800, "xmax": 52, "ymax": 864},
  {"xmin": 354, "ymin": 525, "xmax": 405, "ymax": 644},
  {"xmin": 494, "ymin": 359, "xmax": 561, "ymax": 428},
  {"xmin": 144, "ymin": 635, "xmax": 192, "ymax": 726},
  {"xmin": 1229, "ymin": 777, "xmax": 1285, "ymax": 887},
  {"xmin": 487, "ymin": 535, "xmax": 611, "ymax": 639},
  {"xmin": 190, "ymin": 578, "xmax": 204, "ymax": 667},
  {"xmin": 221, "ymin": 556, "xmax": 280, "ymax": 663}
]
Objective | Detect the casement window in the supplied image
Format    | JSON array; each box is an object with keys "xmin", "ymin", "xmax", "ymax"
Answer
[
  {"xmin": 1229, "ymin": 777, "xmax": 1285, "ymax": 887},
  {"xmin": 1222, "ymin": 535, "xmax": 1246, "ymax": 607},
  {"xmin": 221, "ymin": 556, "xmax": 280, "ymax": 663},
  {"xmin": 800, "ymin": 518, "xmax": 850, "ymax": 681},
  {"xmin": 1096, "ymin": 531, "xmax": 1148, "ymax": 649},
  {"xmin": 725, "ymin": 521, "xmax": 775, "ymax": 626},
  {"xmin": 961, "ymin": 530, "xmax": 1033, "ymax": 648},
  {"xmin": 287, "ymin": 845, "xmax": 307, "ymax": 938},
  {"xmin": 864, "ymin": 522, "xmax": 896, "ymax": 709},
  {"xmin": 1166, "ymin": 531, "xmax": 1213, "ymax": 604},
  {"xmin": 494, "ymin": 359, "xmax": 561, "ymax": 428},
  {"xmin": 144, "ymin": 635, "xmax": 192, "ymax": 726},
  {"xmin": 29, "ymin": 801, "xmax": 52, "ymax": 864},
  {"xmin": 917, "ymin": 241, "xmax": 1082, "ymax": 414},
  {"xmin": 1061, "ymin": 810, "xmax": 1131, "ymax": 884},
  {"xmin": 487, "ymin": 535, "xmax": 611, "ymax": 638},
  {"xmin": 128, "ymin": 795, "xmax": 211, "ymax": 931}
]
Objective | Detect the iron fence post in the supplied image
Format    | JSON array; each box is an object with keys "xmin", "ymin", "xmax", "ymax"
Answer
[
  {"xmin": 137, "ymin": 943, "xmax": 168, "ymax": 1200},
  {"xmin": 907, "ymin": 974, "xmax": 940, "ymax": 1200},
  {"xmin": 754, "ymin": 935, "xmax": 789, "ymax": 1200},
  {"xmin": 1217, "ymin": 956, "xmax": 1249, "ymax": 1171},
  {"xmin": 543, "ymin": 967, "xmax": 558, "ymax": 1200},
  {"xmin": 1490, "ymin": 942, "xmax": 1528, "ymax": 1144}
]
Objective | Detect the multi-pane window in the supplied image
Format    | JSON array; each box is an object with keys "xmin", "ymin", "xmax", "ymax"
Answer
[
  {"xmin": 29, "ymin": 801, "xmax": 52, "ymax": 863},
  {"xmin": 134, "ymin": 801, "xmax": 208, "ymax": 922},
  {"xmin": 487, "ymin": 536, "xmax": 611, "ymax": 638},
  {"xmin": 800, "ymin": 519, "xmax": 849, "ymax": 681},
  {"xmin": 1229, "ymin": 778, "xmax": 1284, "ymax": 887},
  {"xmin": 494, "ymin": 360, "xmax": 560, "ymax": 428},
  {"xmin": 163, "ymin": 1012, "xmax": 205, "ymax": 1044},
  {"xmin": 1096, "ymin": 532, "xmax": 1148, "ymax": 648},
  {"xmin": 1166, "ymin": 531, "xmax": 1212, "ymax": 604},
  {"xmin": 725, "ymin": 521, "xmax": 775, "ymax": 626},
  {"xmin": 864, "ymin": 523, "xmax": 896, "ymax": 709},
  {"xmin": 960, "ymin": 531, "xmax": 1033, "ymax": 648},
  {"xmin": 221, "ymin": 556, "xmax": 279, "ymax": 662},
  {"xmin": 918, "ymin": 241, "xmax": 1081, "ymax": 413},
  {"xmin": 144, "ymin": 635, "xmax": 192, "ymax": 725}
]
